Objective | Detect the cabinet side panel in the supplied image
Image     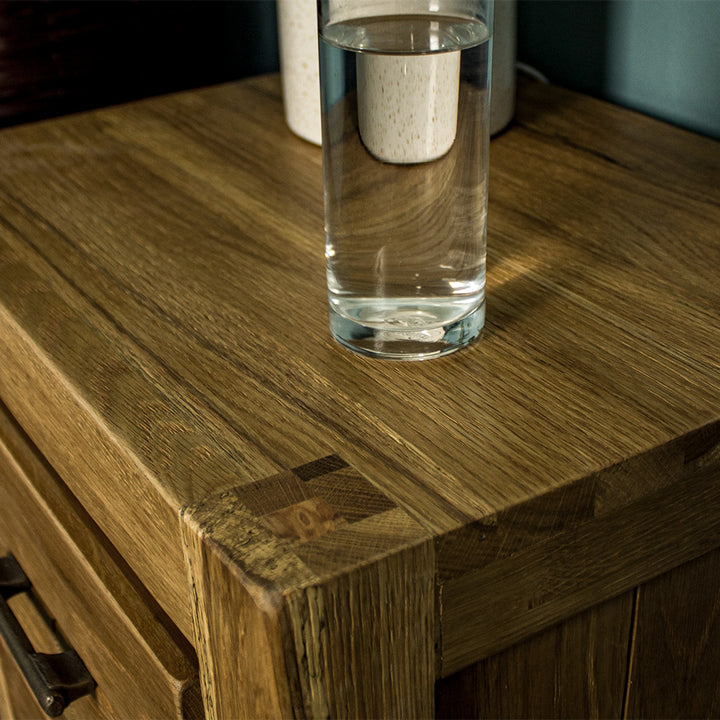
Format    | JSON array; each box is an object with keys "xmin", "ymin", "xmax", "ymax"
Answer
[
  {"xmin": 182, "ymin": 456, "xmax": 436, "ymax": 719},
  {"xmin": 285, "ymin": 541, "xmax": 435, "ymax": 719},
  {"xmin": 439, "ymin": 422, "xmax": 720, "ymax": 674},
  {"xmin": 436, "ymin": 590, "xmax": 634, "ymax": 719},
  {"xmin": 627, "ymin": 546, "xmax": 720, "ymax": 718},
  {"xmin": 182, "ymin": 516, "xmax": 299, "ymax": 720}
]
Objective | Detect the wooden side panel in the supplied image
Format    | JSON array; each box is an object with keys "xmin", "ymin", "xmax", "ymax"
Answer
[
  {"xmin": 182, "ymin": 521, "xmax": 298, "ymax": 719},
  {"xmin": 285, "ymin": 545, "xmax": 435, "ymax": 719},
  {"xmin": 436, "ymin": 591, "xmax": 634, "ymax": 719},
  {"xmin": 182, "ymin": 456, "xmax": 435, "ymax": 718},
  {"xmin": 438, "ymin": 422, "xmax": 720, "ymax": 674},
  {"xmin": 627, "ymin": 547, "xmax": 720, "ymax": 719}
]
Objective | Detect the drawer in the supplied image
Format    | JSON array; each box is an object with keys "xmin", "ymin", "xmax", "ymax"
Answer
[
  {"xmin": 0, "ymin": 403, "xmax": 203, "ymax": 719},
  {"xmin": 0, "ymin": 583, "xmax": 105, "ymax": 719}
]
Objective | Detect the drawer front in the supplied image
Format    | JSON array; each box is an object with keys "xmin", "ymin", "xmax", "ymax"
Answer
[
  {"xmin": 0, "ymin": 403, "xmax": 203, "ymax": 719},
  {"xmin": 0, "ymin": 585, "xmax": 106, "ymax": 719}
]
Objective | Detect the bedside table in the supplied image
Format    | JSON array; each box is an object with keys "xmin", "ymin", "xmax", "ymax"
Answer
[{"xmin": 1, "ymin": 74, "xmax": 719, "ymax": 718}]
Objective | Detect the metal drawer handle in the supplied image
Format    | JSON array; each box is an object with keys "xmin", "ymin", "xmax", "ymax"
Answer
[{"xmin": 0, "ymin": 554, "xmax": 95, "ymax": 717}]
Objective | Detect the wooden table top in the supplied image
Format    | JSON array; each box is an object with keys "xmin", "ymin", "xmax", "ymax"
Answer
[{"xmin": 1, "ymin": 73, "xmax": 719, "ymax": 675}]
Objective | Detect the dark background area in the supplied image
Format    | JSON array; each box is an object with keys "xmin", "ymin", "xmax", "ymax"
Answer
[
  {"xmin": 0, "ymin": 0, "xmax": 278, "ymax": 127},
  {"xmin": 517, "ymin": 0, "xmax": 610, "ymax": 96}
]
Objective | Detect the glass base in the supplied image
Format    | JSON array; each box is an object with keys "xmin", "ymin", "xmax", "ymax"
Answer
[{"xmin": 328, "ymin": 301, "xmax": 485, "ymax": 360}]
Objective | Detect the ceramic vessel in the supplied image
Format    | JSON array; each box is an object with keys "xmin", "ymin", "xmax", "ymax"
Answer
[
  {"xmin": 277, "ymin": 0, "xmax": 322, "ymax": 145},
  {"xmin": 277, "ymin": 0, "xmax": 516, "ymax": 146}
]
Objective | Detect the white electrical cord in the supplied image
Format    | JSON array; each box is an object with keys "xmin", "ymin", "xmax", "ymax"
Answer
[{"xmin": 516, "ymin": 61, "xmax": 550, "ymax": 84}]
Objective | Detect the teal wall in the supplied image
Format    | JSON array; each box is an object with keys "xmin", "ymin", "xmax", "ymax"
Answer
[{"xmin": 517, "ymin": 0, "xmax": 720, "ymax": 139}]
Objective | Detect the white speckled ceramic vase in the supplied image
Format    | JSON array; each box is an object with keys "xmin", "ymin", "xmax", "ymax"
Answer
[
  {"xmin": 490, "ymin": 0, "xmax": 517, "ymax": 135},
  {"xmin": 278, "ymin": 0, "xmax": 515, "ymax": 146},
  {"xmin": 277, "ymin": 0, "xmax": 322, "ymax": 145}
]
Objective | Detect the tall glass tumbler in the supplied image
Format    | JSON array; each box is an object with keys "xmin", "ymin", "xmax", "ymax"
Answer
[{"xmin": 318, "ymin": 0, "xmax": 493, "ymax": 360}]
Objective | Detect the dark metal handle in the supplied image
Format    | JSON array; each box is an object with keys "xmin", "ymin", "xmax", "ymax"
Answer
[{"xmin": 0, "ymin": 554, "xmax": 95, "ymax": 716}]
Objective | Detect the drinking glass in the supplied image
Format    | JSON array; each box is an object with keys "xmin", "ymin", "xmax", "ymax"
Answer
[{"xmin": 318, "ymin": 0, "xmax": 493, "ymax": 359}]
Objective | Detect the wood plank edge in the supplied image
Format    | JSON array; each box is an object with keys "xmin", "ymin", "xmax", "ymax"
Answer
[{"xmin": 439, "ymin": 426, "xmax": 720, "ymax": 675}]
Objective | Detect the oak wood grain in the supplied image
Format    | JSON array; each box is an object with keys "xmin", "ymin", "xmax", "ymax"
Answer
[
  {"xmin": 0, "ymin": 76, "xmax": 715, "ymax": 506},
  {"xmin": 0, "ymin": 73, "xmax": 718, "ymax": 715},
  {"xmin": 0, "ymin": 592, "xmax": 111, "ymax": 719},
  {"xmin": 627, "ymin": 547, "xmax": 720, "ymax": 718},
  {"xmin": 0, "ymin": 645, "xmax": 11, "ymax": 719},
  {"xmin": 182, "ymin": 510, "xmax": 301, "ymax": 719},
  {"xmin": 0, "ymin": 401, "xmax": 201, "ymax": 718},
  {"xmin": 0, "ymin": 74, "xmax": 716, "ymax": 535},
  {"xmin": 439, "ymin": 421, "xmax": 720, "ymax": 675},
  {"xmin": 182, "ymin": 457, "xmax": 434, "ymax": 718},
  {"xmin": 436, "ymin": 590, "xmax": 635, "ymax": 719}
]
